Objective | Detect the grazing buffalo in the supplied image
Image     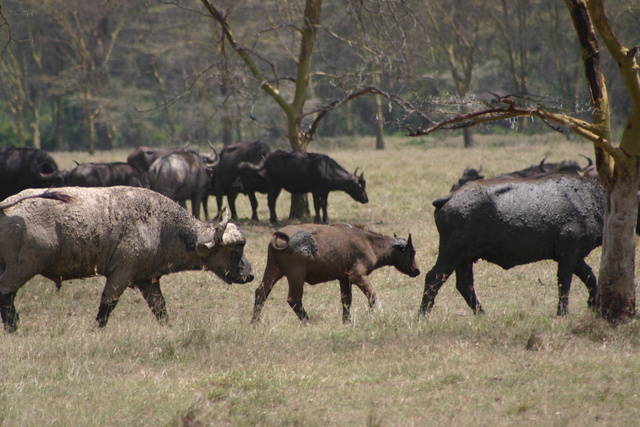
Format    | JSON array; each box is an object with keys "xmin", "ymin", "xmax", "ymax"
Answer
[
  {"xmin": 148, "ymin": 150, "xmax": 212, "ymax": 219},
  {"xmin": 67, "ymin": 161, "xmax": 148, "ymax": 188},
  {"xmin": 265, "ymin": 150, "xmax": 368, "ymax": 224},
  {"xmin": 0, "ymin": 187, "xmax": 253, "ymax": 332},
  {"xmin": 212, "ymin": 141, "xmax": 271, "ymax": 221},
  {"xmin": 252, "ymin": 223, "xmax": 420, "ymax": 323},
  {"xmin": 420, "ymin": 174, "xmax": 604, "ymax": 317},
  {"xmin": 0, "ymin": 146, "xmax": 65, "ymax": 200}
]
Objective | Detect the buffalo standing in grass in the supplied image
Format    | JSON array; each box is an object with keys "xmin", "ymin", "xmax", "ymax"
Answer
[
  {"xmin": 265, "ymin": 150, "xmax": 368, "ymax": 224},
  {"xmin": 126, "ymin": 146, "xmax": 187, "ymax": 174},
  {"xmin": 420, "ymin": 174, "xmax": 604, "ymax": 317},
  {"xmin": 0, "ymin": 187, "xmax": 253, "ymax": 332},
  {"xmin": 212, "ymin": 141, "xmax": 271, "ymax": 221},
  {"xmin": 148, "ymin": 150, "xmax": 212, "ymax": 219},
  {"xmin": 252, "ymin": 223, "xmax": 420, "ymax": 323}
]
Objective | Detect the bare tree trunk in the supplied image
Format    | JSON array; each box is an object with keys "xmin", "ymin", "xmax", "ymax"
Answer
[
  {"xmin": 30, "ymin": 91, "xmax": 42, "ymax": 149},
  {"xmin": 463, "ymin": 128, "xmax": 475, "ymax": 148},
  {"xmin": 373, "ymin": 71, "xmax": 385, "ymax": 150},
  {"xmin": 289, "ymin": 194, "xmax": 310, "ymax": 221},
  {"xmin": 83, "ymin": 85, "xmax": 96, "ymax": 155},
  {"xmin": 53, "ymin": 97, "xmax": 62, "ymax": 150},
  {"xmin": 597, "ymin": 159, "xmax": 638, "ymax": 323}
]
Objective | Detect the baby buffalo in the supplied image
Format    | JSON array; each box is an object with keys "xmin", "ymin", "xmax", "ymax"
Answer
[{"xmin": 251, "ymin": 223, "xmax": 420, "ymax": 323}]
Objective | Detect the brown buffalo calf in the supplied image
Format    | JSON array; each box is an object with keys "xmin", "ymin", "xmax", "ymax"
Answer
[{"xmin": 252, "ymin": 223, "xmax": 420, "ymax": 323}]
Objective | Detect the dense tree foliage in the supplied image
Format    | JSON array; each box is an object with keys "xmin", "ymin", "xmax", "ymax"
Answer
[{"xmin": 0, "ymin": 0, "xmax": 636, "ymax": 152}]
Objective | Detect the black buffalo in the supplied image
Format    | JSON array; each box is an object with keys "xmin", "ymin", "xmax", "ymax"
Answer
[
  {"xmin": 0, "ymin": 147, "xmax": 65, "ymax": 201},
  {"xmin": 212, "ymin": 141, "xmax": 271, "ymax": 221},
  {"xmin": 265, "ymin": 150, "xmax": 368, "ymax": 224},
  {"xmin": 232, "ymin": 159, "xmax": 269, "ymax": 215},
  {"xmin": 420, "ymin": 174, "xmax": 605, "ymax": 317},
  {"xmin": 67, "ymin": 162, "xmax": 149, "ymax": 188}
]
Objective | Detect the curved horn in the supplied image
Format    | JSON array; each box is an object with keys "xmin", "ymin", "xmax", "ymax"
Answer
[
  {"xmin": 214, "ymin": 207, "xmax": 231, "ymax": 244},
  {"xmin": 579, "ymin": 154, "xmax": 593, "ymax": 169},
  {"xmin": 354, "ymin": 167, "xmax": 359, "ymax": 176},
  {"xmin": 538, "ymin": 155, "xmax": 548, "ymax": 171},
  {"xmin": 478, "ymin": 164, "xmax": 483, "ymax": 173}
]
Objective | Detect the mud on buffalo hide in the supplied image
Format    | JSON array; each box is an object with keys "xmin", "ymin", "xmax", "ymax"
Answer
[
  {"xmin": 0, "ymin": 186, "xmax": 253, "ymax": 332},
  {"xmin": 422, "ymin": 174, "xmax": 605, "ymax": 317}
]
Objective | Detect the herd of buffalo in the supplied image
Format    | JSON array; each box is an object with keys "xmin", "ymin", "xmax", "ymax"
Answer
[{"xmin": 0, "ymin": 142, "xmax": 622, "ymax": 332}]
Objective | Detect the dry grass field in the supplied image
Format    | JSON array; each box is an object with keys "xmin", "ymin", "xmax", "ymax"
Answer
[{"xmin": 2, "ymin": 133, "xmax": 640, "ymax": 426}]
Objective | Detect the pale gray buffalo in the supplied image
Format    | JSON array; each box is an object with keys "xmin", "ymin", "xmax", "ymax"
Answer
[
  {"xmin": 148, "ymin": 150, "xmax": 211, "ymax": 220},
  {"xmin": 0, "ymin": 187, "xmax": 254, "ymax": 332}
]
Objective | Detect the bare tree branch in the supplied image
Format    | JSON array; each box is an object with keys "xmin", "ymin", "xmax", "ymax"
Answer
[
  {"xmin": 0, "ymin": 1, "xmax": 13, "ymax": 58},
  {"xmin": 408, "ymin": 94, "xmax": 620, "ymax": 159}
]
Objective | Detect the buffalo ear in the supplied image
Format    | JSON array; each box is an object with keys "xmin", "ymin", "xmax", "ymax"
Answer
[
  {"xmin": 196, "ymin": 241, "xmax": 215, "ymax": 256},
  {"xmin": 407, "ymin": 234, "xmax": 414, "ymax": 250}
]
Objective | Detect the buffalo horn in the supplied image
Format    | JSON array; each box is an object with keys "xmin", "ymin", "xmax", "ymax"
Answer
[{"xmin": 214, "ymin": 207, "xmax": 231, "ymax": 244}]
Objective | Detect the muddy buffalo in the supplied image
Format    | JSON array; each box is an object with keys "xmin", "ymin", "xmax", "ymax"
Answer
[
  {"xmin": 420, "ymin": 174, "xmax": 604, "ymax": 317},
  {"xmin": 0, "ymin": 187, "xmax": 254, "ymax": 332},
  {"xmin": 252, "ymin": 223, "xmax": 420, "ymax": 323},
  {"xmin": 148, "ymin": 150, "xmax": 212, "ymax": 219}
]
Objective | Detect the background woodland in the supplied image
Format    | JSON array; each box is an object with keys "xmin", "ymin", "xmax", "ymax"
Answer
[{"xmin": 1, "ymin": 0, "xmax": 637, "ymax": 152}]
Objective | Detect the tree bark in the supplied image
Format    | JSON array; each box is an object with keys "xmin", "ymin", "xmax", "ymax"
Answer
[
  {"xmin": 597, "ymin": 158, "xmax": 638, "ymax": 323},
  {"xmin": 463, "ymin": 128, "xmax": 475, "ymax": 148}
]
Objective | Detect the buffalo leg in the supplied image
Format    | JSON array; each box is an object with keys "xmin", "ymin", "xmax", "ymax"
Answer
[
  {"xmin": 215, "ymin": 192, "xmax": 224, "ymax": 217},
  {"xmin": 420, "ymin": 266, "xmax": 453, "ymax": 316},
  {"xmin": 248, "ymin": 193, "xmax": 259, "ymax": 221},
  {"xmin": 0, "ymin": 268, "xmax": 33, "ymax": 332},
  {"xmin": 339, "ymin": 279, "xmax": 353, "ymax": 323},
  {"xmin": 0, "ymin": 291, "xmax": 19, "ymax": 333},
  {"xmin": 354, "ymin": 278, "xmax": 377, "ymax": 311},
  {"xmin": 285, "ymin": 267, "xmax": 309, "ymax": 321},
  {"xmin": 312, "ymin": 193, "xmax": 322, "ymax": 224},
  {"xmin": 267, "ymin": 188, "xmax": 281, "ymax": 224},
  {"xmin": 320, "ymin": 194, "xmax": 329, "ymax": 224},
  {"xmin": 96, "ymin": 274, "xmax": 131, "ymax": 328},
  {"xmin": 455, "ymin": 263, "xmax": 483, "ymax": 314},
  {"xmin": 287, "ymin": 285, "xmax": 309, "ymax": 322},
  {"xmin": 251, "ymin": 256, "xmax": 284, "ymax": 323},
  {"xmin": 228, "ymin": 193, "xmax": 239, "ymax": 220},
  {"xmin": 136, "ymin": 279, "xmax": 168, "ymax": 323},
  {"xmin": 574, "ymin": 259, "xmax": 597, "ymax": 309},
  {"xmin": 556, "ymin": 258, "xmax": 577, "ymax": 316}
]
